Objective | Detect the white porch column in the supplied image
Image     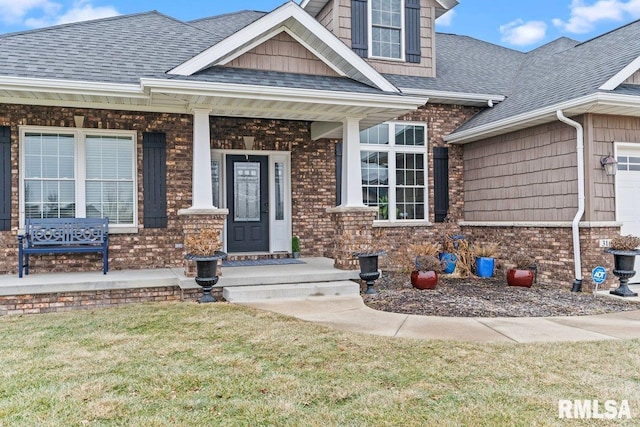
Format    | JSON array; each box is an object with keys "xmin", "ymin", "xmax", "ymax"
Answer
[
  {"xmin": 340, "ymin": 116, "xmax": 366, "ymax": 208},
  {"xmin": 190, "ymin": 107, "xmax": 215, "ymax": 210}
]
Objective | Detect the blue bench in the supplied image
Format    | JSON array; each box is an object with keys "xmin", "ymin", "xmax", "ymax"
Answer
[{"xmin": 18, "ymin": 218, "xmax": 109, "ymax": 278}]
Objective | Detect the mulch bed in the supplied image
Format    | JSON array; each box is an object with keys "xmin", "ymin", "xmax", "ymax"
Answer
[{"xmin": 362, "ymin": 272, "xmax": 640, "ymax": 318}]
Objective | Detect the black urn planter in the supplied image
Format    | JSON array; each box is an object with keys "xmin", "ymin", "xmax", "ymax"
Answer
[
  {"xmin": 354, "ymin": 251, "xmax": 386, "ymax": 295},
  {"xmin": 185, "ymin": 251, "xmax": 228, "ymax": 303},
  {"xmin": 606, "ymin": 249, "xmax": 639, "ymax": 297}
]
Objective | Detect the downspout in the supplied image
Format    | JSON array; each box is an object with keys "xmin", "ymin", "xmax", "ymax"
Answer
[{"xmin": 556, "ymin": 110, "xmax": 585, "ymax": 292}]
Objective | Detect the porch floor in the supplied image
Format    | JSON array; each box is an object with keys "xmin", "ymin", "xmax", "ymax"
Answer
[{"xmin": 0, "ymin": 257, "xmax": 359, "ymax": 297}]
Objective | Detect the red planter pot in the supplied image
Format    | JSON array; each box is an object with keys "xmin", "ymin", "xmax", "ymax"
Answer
[
  {"xmin": 506, "ymin": 269, "xmax": 534, "ymax": 287},
  {"xmin": 411, "ymin": 270, "xmax": 438, "ymax": 290}
]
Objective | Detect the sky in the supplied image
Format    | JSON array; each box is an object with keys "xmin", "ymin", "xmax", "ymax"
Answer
[{"xmin": 1, "ymin": 0, "xmax": 640, "ymax": 52}]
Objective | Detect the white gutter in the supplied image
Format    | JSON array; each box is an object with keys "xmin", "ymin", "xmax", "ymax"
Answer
[
  {"xmin": 445, "ymin": 92, "xmax": 640, "ymax": 145},
  {"xmin": 398, "ymin": 87, "xmax": 505, "ymax": 106},
  {"xmin": 556, "ymin": 110, "xmax": 585, "ymax": 291}
]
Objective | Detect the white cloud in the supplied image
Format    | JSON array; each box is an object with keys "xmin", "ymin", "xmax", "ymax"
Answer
[
  {"xmin": 435, "ymin": 9, "xmax": 456, "ymax": 27},
  {"xmin": 0, "ymin": 0, "xmax": 119, "ymax": 29},
  {"xmin": 553, "ymin": 0, "xmax": 640, "ymax": 34},
  {"xmin": 0, "ymin": 0, "xmax": 60, "ymax": 24},
  {"xmin": 25, "ymin": 0, "xmax": 119, "ymax": 28},
  {"xmin": 499, "ymin": 19, "xmax": 547, "ymax": 46}
]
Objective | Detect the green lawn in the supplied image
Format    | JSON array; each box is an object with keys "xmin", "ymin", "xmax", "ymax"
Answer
[{"xmin": 0, "ymin": 302, "xmax": 638, "ymax": 426}]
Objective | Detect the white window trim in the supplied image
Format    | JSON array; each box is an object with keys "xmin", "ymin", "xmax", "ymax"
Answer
[
  {"xmin": 360, "ymin": 121, "xmax": 428, "ymax": 224},
  {"xmin": 19, "ymin": 126, "xmax": 138, "ymax": 233},
  {"xmin": 368, "ymin": 0, "xmax": 406, "ymax": 61}
]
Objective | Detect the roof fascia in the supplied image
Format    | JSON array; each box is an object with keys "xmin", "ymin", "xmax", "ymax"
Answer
[
  {"xmin": 0, "ymin": 76, "xmax": 145, "ymax": 97},
  {"xmin": 399, "ymin": 87, "xmax": 504, "ymax": 105},
  {"xmin": 168, "ymin": 2, "xmax": 399, "ymax": 93},
  {"xmin": 444, "ymin": 92, "xmax": 640, "ymax": 144},
  {"xmin": 435, "ymin": 0, "xmax": 459, "ymax": 11},
  {"xmin": 300, "ymin": 0, "xmax": 327, "ymax": 17},
  {"xmin": 599, "ymin": 54, "xmax": 640, "ymax": 90},
  {"xmin": 141, "ymin": 78, "xmax": 425, "ymax": 108}
]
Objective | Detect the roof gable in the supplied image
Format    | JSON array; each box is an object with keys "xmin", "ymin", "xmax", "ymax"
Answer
[
  {"xmin": 168, "ymin": 2, "xmax": 398, "ymax": 92},
  {"xmin": 224, "ymin": 32, "xmax": 341, "ymax": 77}
]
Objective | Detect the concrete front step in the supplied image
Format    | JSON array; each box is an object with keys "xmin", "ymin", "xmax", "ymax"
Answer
[{"xmin": 223, "ymin": 280, "xmax": 360, "ymax": 303}]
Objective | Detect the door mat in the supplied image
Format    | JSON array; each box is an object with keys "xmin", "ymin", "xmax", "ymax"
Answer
[{"xmin": 222, "ymin": 259, "xmax": 306, "ymax": 267}]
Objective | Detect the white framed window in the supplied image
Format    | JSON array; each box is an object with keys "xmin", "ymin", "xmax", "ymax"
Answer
[
  {"xmin": 369, "ymin": 0, "xmax": 404, "ymax": 60},
  {"xmin": 361, "ymin": 122, "xmax": 427, "ymax": 221},
  {"xmin": 20, "ymin": 127, "xmax": 137, "ymax": 230}
]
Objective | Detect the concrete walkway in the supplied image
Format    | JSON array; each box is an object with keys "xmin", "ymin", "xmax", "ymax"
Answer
[{"xmin": 240, "ymin": 293, "xmax": 640, "ymax": 343}]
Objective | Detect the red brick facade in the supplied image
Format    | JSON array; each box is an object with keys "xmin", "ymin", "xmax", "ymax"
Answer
[
  {"xmin": 0, "ymin": 102, "xmax": 624, "ymax": 293},
  {"xmin": 461, "ymin": 225, "xmax": 621, "ymax": 291}
]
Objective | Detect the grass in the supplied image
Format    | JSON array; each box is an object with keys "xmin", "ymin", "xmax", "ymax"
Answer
[{"xmin": 1, "ymin": 302, "xmax": 639, "ymax": 426}]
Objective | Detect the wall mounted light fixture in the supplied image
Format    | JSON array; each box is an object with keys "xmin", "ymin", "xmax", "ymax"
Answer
[{"xmin": 600, "ymin": 154, "xmax": 618, "ymax": 176}]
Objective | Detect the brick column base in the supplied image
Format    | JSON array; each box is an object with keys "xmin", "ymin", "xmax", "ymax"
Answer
[
  {"xmin": 327, "ymin": 206, "xmax": 378, "ymax": 270},
  {"xmin": 178, "ymin": 209, "xmax": 228, "ymax": 277}
]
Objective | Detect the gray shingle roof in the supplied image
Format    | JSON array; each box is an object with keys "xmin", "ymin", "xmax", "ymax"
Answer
[
  {"xmin": 0, "ymin": 11, "xmax": 218, "ymax": 84},
  {"xmin": 384, "ymin": 33, "xmax": 525, "ymax": 95},
  {"xmin": 454, "ymin": 20, "xmax": 640, "ymax": 133},
  {"xmin": 188, "ymin": 10, "xmax": 267, "ymax": 39},
  {"xmin": 0, "ymin": 8, "xmax": 398, "ymax": 96}
]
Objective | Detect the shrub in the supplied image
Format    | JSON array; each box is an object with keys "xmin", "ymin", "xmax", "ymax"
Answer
[
  {"xmin": 610, "ymin": 235, "xmax": 640, "ymax": 251},
  {"xmin": 184, "ymin": 228, "xmax": 223, "ymax": 256}
]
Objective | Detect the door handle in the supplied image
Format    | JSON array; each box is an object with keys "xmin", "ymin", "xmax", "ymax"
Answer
[{"xmin": 262, "ymin": 202, "xmax": 269, "ymax": 213}]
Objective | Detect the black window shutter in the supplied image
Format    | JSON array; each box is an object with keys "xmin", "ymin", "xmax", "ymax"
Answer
[
  {"xmin": 433, "ymin": 147, "xmax": 449, "ymax": 223},
  {"xmin": 351, "ymin": 0, "xmax": 368, "ymax": 57},
  {"xmin": 0, "ymin": 126, "xmax": 10, "ymax": 231},
  {"xmin": 405, "ymin": 0, "xmax": 421, "ymax": 63},
  {"xmin": 143, "ymin": 132, "xmax": 167, "ymax": 228}
]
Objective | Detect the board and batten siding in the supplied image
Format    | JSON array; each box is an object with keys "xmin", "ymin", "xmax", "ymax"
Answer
[
  {"xmin": 224, "ymin": 32, "xmax": 340, "ymax": 77},
  {"xmin": 464, "ymin": 121, "xmax": 579, "ymax": 222}
]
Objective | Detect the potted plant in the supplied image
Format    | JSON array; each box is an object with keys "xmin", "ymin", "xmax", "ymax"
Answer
[
  {"xmin": 412, "ymin": 255, "xmax": 445, "ymax": 290},
  {"xmin": 292, "ymin": 235, "xmax": 301, "ymax": 258},
  {"xmin": 406, "ymin": 243, "xmax": 442, "ymax": 289},
  {"xmin": 439, "ymin": 233, "xmax": 458, "ymax": 274},
  {"xmin": 184, "ymin": 228, "xmax": 227, "ymax": 303},
  {"xmin": 473, "ymin": 243, "xmax": 499, "ymax": 278},
  {"xmin": 506, "ymin": 253, "xmax": 536, "ymax": 287},
  {"xmin": 606, "ymin": 234, "xmax": 640, "ymax": 297}
]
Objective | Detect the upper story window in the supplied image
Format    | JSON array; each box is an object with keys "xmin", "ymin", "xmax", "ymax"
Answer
[
  {"xmin": 370, "ymin": 0, "xmax": 404, "ymax": 60},
  {"xmin": 20, "ymin": 127, "xmax": 137, "ymax": 229}
]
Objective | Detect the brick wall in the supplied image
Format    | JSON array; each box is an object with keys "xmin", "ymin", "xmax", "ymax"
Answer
[
  {"xmin": 0, "ymin": 105, "xmax": 192, "ymax": 275},
  {"xmin": 0, "ymin": 287, "xmax": 202, "ymax": 316},
  {"xmin": 461, "ymin": 225, "xmax": 621, "ymax": 291}
]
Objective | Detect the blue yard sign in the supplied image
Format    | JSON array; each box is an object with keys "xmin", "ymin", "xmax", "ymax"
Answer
[{"xmin": 592, "ymin": 266, "xmax": 607, "ymax": 284}]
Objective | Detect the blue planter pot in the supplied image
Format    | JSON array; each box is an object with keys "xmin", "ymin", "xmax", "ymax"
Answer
[
  {"xmin": 476, "ymin": 257, "xmax": 495, "ymax": 278},
  {"xmin": 439, "ymin": 253, "xmax": 457, "ymax": 274}
]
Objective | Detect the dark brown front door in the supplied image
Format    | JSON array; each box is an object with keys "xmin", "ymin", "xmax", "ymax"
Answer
[{"xmin": 226, "ymin": 155, "xmax": 269, "ymax": 252}]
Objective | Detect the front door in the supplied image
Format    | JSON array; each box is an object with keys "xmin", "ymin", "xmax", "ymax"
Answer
[{"xmin": 226, "ymin": 155, "xmax": 269, "ymax": 252}]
